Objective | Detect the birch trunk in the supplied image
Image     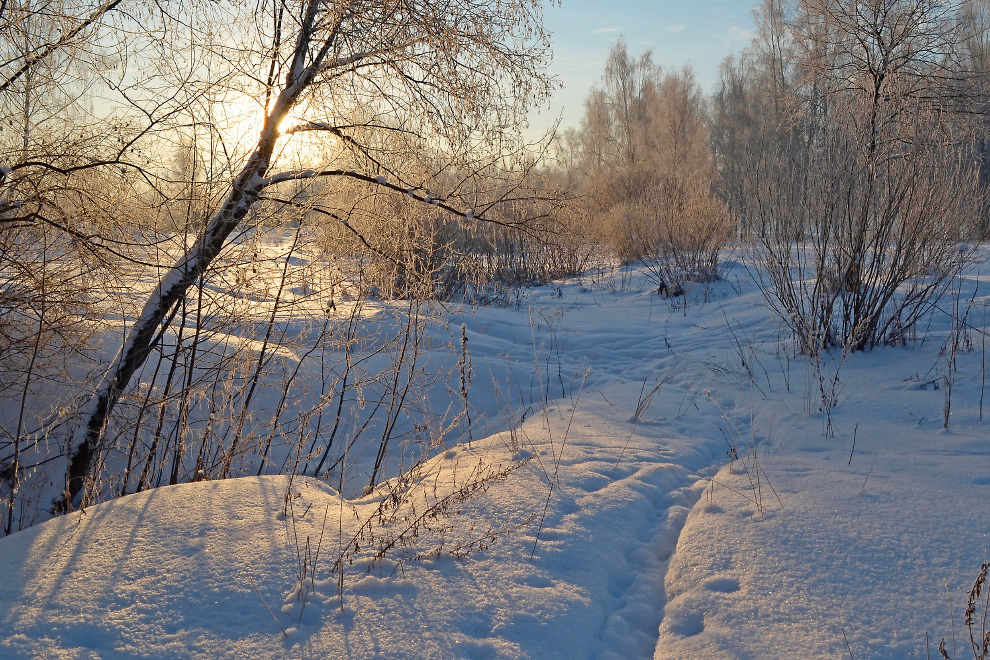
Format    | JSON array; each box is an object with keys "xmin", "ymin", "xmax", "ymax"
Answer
[{"xmin": 56, "ymin": 0, "xmax": 326, "ymax": 510}]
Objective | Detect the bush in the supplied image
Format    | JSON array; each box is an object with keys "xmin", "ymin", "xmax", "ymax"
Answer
[{"xmin": 745, "ymin": 101, "xmax": 977, "ymax": 355}]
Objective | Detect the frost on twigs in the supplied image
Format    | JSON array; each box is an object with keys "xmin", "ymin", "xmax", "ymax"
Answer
[
  {"xmin": 329, "ymin": 451, "xmax": 535, "ymax": 587},
  {"xmin": 0, "ymin": 0, "xmax": 558, "ymax": 532}
]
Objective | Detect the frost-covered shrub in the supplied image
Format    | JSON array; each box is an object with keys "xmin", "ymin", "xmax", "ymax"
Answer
[
  {"xmin": 628, "ymin": 174, "xmax": 733, "ymax": 294},
  {"xmin": 746, "ymin": 104, "xmax": 976, "ymax": 355}
]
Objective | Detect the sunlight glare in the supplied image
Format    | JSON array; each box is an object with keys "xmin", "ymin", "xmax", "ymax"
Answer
[{"xmin": 216, "ymin": 93, "xmax": 320, "ymax": 167}]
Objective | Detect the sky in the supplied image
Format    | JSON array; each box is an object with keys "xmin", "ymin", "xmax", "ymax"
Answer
[{"xmin": 530, "ymin": 0, "xmax": 760, "ymax": 135}]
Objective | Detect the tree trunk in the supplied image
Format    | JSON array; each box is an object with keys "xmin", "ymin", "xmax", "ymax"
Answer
[{"xmin": 56, "ymin": 147, "xmax": 274, "ymax": 511}]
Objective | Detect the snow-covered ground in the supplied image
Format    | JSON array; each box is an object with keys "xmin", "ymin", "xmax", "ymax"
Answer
[{"xmin": 1, "ymin": 250, "xmax": 989, "ymax": 659}]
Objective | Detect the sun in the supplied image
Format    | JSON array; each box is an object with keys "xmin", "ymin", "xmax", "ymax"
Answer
[{"xmin": 213, "ymin": 92, "xmax": 320, "ymax": 168}]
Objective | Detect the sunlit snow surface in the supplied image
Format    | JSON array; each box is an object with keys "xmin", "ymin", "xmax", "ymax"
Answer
[{"xmin": 1, "ymin": 250, "xmax": 989, "ymax": 659}]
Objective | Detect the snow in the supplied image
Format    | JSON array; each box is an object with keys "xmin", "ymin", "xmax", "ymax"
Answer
[{"xmin": 1, "ymin": 250, "xmax": 989, "ymax": 659}]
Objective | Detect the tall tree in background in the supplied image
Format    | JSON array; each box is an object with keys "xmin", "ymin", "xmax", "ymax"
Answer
[
  {"xmin": 570, "ymin": 40, "xmax": 730, "ymax": 288},
  {"xmin": 957, "ymin": 0, "xmax": 990, "ymax": 235},
  {"xmin": 716, "ymin": 0, "xmax": 982, "ymax": 353},
  {"xmin": 712, "ymin": 0, "xmax": 801, "ymax": 227}
]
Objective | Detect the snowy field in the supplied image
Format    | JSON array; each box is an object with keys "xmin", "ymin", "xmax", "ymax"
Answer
[{"xmin": 1, "ymin": 248, "xmax": 989, "ymax": 659}]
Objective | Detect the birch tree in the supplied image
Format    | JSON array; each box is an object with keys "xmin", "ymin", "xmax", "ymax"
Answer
[{"xmin": 52, "ymin": 0, "xmax": 554, "ymax": 511}]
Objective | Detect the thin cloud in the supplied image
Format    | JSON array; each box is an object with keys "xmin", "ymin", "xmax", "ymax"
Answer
[
  {"xmin": 594, "ymin": 26, "xmax": 621, "ymax": 33},
  {"xmin": 729, "ymin": 25, "xmax": 754, "ymax": 40},
  {"xmin": 665, "ymin": 24, "xmax": 686, "ymax": 32}
]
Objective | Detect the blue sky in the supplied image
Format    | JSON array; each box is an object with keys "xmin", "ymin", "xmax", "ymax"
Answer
[{"xmin": 530, "ymin": 0, "xmax": 759, "ymax": 134}]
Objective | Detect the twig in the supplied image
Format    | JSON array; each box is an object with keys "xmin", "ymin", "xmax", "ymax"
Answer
[
  {"xmin": 530, "ymin": 369, "xmax": 589, "ymax": 560},
  {"xmin": 841, "ymin": 627, "xmax": 855, "ymax": 660},
  {"xmin": 859, "ymin": 451, "xmax": 878, "ymax": 494},
  {"xmin": 248, "ymin": 574, "xmax": 287, "ymax": 638},
  {"xmin": 848, "ymin": 423, "xmax": 858, "ymax": 466}
]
